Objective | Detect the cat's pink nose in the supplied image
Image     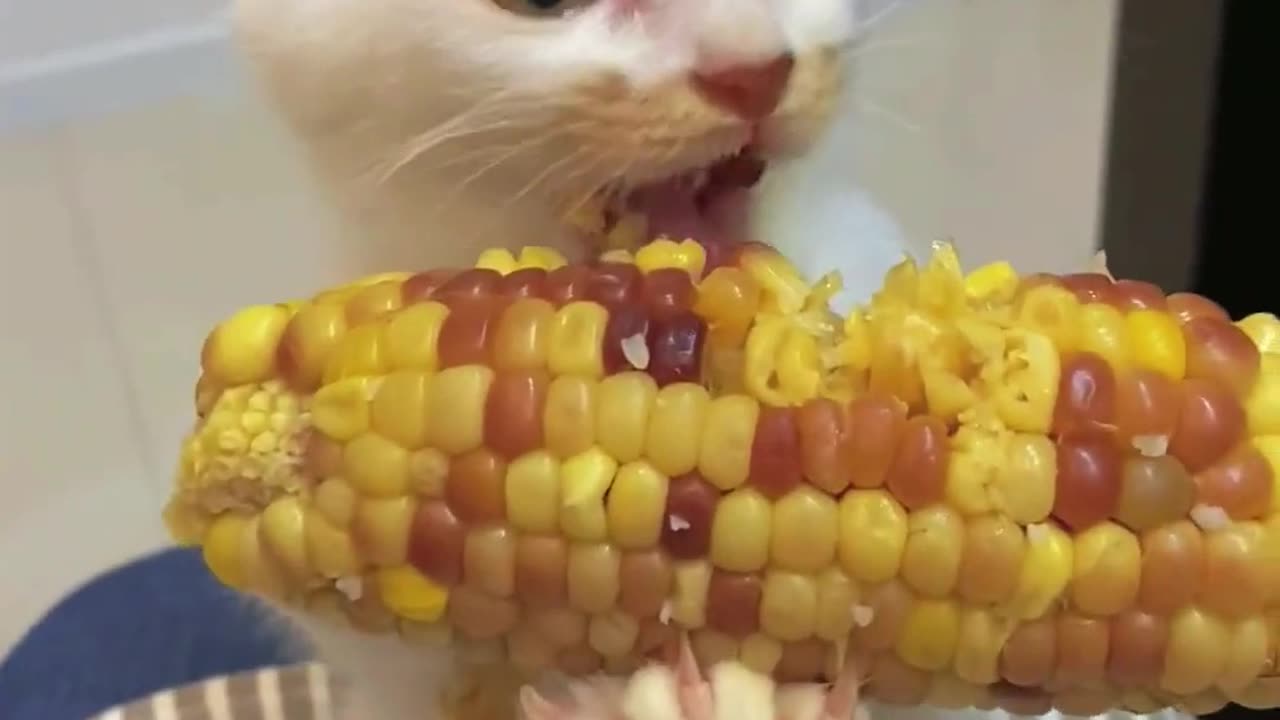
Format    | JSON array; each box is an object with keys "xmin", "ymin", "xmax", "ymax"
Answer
[{"xmin": 692, "ymin": 55, "xmax": 794, "ymax": 121}]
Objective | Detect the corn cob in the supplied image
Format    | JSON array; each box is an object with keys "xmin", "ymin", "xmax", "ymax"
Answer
[{"xmin": 166, "ymin": 237, "xmax": 1280, "ymax": 716}]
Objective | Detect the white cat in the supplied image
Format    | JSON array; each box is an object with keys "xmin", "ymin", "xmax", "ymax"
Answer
[{"xmin": 227, "ymin": 1, "xmax": 1184, "ymax": 719}]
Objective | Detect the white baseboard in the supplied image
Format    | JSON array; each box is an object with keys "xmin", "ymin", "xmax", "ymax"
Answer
[{"xmin": 0, "ymin": 17, "xmax": 246, "ymax": 134}]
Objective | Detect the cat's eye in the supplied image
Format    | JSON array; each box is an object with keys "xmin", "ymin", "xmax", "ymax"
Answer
[{"xmin": 491, "ymin": 0, "xmax": 597, "ymax": 18}]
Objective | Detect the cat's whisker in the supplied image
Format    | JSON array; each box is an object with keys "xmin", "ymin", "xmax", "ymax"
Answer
[
  {"xmin": 845, "ymin": 32, "xmax": 942, "ymax": 59},
  {"xmin": 504, "ymin": 146, "xmax": 595, "ymax": 210},
  {"xmin": 855, "ymin": 95, "xmax": 922, "ymax": 134}
]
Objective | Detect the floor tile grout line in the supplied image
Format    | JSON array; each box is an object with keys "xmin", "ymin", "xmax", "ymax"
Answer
[{"xmin": 46, "ymin": 126, "xmax": 161, "ymax": 489}]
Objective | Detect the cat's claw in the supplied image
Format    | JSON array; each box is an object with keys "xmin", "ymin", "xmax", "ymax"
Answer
[{"xmin": 673, "ymin": 634, "xmax": 715, "ymax": 720}]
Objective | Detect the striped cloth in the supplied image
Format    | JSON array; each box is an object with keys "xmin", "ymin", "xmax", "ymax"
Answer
[{"xmin": 89, "ymin": 664, "xmax": 335, "ymax": 720}]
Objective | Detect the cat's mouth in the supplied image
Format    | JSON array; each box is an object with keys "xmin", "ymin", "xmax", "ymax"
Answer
[{"xmin": 567, "ymin": 146, "xmax": 767, "ymax": 263}]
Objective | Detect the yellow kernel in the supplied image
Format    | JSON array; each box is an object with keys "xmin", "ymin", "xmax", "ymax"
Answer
[
  {"xmin": 238, "ymin": 517, "xmax": 285, "ymax": 596},
  {"xmin": 814, "ymin": 567, "xmax": 859, "ymax": 642},
  {"xmin": 1219, "ymin": 615, "xmax": 1270, "ymax": 691},
  {"xmin": 1238, "ymin": 313, "xmax": 1280, "ymax": 354},
  {"xmin": 505, "ymin": 451, "xmax": 561, "ymax": 534},
  {"xmin": 314, "ymin": 478, "xmax": 357, "ymax": 526},
  {"xmin": 944, "ymin": 429, "xmax": 1001, "ymax": 516},
  {"xmin": 383, "ymin": 302, "xmax": 448, "ymax": 371},
  {"xmin": 376, "ymin": 565, "xmax": 448, "ymax": 622},
  {"xmin": 493, "ymin": 298, "xmax": 556, "ymax": 371},
  {"xmin": 965, "ymin": 261, "xmax": 1018, "ymax": 303},
  {"xmin": 548, "ymin": 301, "xmax": 607, "ymax": 378},
  {"xmin": 249, "ymin": 431, "xmax": 279, "ymax": 455},
  {"xmin": 463, "ymin": 526, "xmax": 515, "ymax": 598},
  {"xmin": 203, "ymin": 513, "xmax": 251, "ymax": 588},
  {"xmin": 1077, "ymin": 303, "xmax": 1130, "ymax": 370},
  {"xmin": 953, "ymin": 607, "xmax": 1009, "ymax": 685},
  {"xmin": 311, "ymin": 377, "xmax": 373, "ymax": 442},
  {"xmin": 1162, "ymin": 607, "xmax": 1231, "ymax": 695},
  {"xmin": 370, "ymin": 370, "xmax": 432, "ymax": 449},
  {"xmin": 1016, "ymin": 284, "xmax": 1082, "ymax": 353},
  {"xmin": 595, "ymin": 372, "xmax": 656, "ymax": 463},
  {"xmin": 710, "ymin": 488, "xmax": 772, "ymax": 572},
  {"xmin": 926, "ymin": 675, "xmax": 986, "ymax": 710},
  {"xmin": 901, "ymin": 505, "xmax": 964, "ymax": 598},
  {"xmin": 897, "ymin": 600, "xmax": 960, "ymax": 672},
  {"xmin": 423, "ymin": 365, "xmax": 493, "ymax": 455},
  {"xmin": 344, "ymin": 432, "xmax": 411, "ymax": 498},
  {"xmin": 1246, "ymin": 375, "xmax": 1280, "ymax": 436},
  {"xmin": 1008, "ymin": 522, "xmax": 1073, "ymax": 620},
  {"xmin": 645, "ymin": 383, "xmax": 711, "ymax": 477},
  {"xmin": 568, "ymin": 543, "xmax": 621, "ymax": 614},
  {"xmin": 698, "ymin": 394, "xmax": 759, "ymax": 491},
  {"xmin": 1070, "ymin": 521, "xmax": 1141, "ymax": 616},
  {"xmin": 476, "ymin": 248, "xmax": 518, "ymax": 274},
  {"xmin": 240, "ymin": 411, "xmax": 268, "ymax": 436},
  {"xmin": 559, "ymin": 447, "xmax": 617, "ymax": 542},
  {"xmin": 407, "ymin": 448, "xmax": 449, "ymax": 498},
  {"xmin": 671, "ymin": 560, "xmax": 711, "ymax": 627},
  {"xmin": 740, "ymin": 634, "xmax": 783, "ymax": 675},
  {"xmin": 589, "ymin": 612, "xmax": 640, "ymax": 658},
  {"xmin": 279, "ymin": 302, "xmax": 347, "ymax": 389},
  {"xmin": 760, "ymin": 570, "xmax": 818, "ymax": 641},
  {"xmin": 323, "ymin": 324, "xmax": 386, "ymax": 383},
  {"xmin": 692, "ymin": 630, "xmax": 740, "ymax": 669},
  {"xmin": 352, "ymin": 496, "xmax": 415, "ymax": 566},
  {"xmin": 305, "ymin": 514, "xmax": 360, "ymax": 578},
  {"xmin": 837, "ymin": 490, "xmax": 908, "ymax": 584},
  {"xmin": 993, "ymin": 433, "xmax": 1056, "ymax": 524},
  {"xmin": 606, "ymin": 461, "xmax": 668, "ymax": 550},
  {"xmin": 1127, "ymin": 309, "xmax": 1187, "ymax": 379},
  {"xmin": 203, "ymin": 304, "xmax": 290, "ymax": 385},
  {"xmin": 992, "ymin": 329, "xmax": 1060, "ymax": 434},
  {"xmin": 771, "ymin": 486, "xmax": 838, "ymax": 573},
  {"xmin": 518, "ymin": 246, "xmax": 568, "ymax": 271},
  {"xmin": 544, "ymin": 375, "xmax": 596, "ymax": 458},
  {"xmin": 635, "ymin": 238, "xmax": 707, "ymax": 279},
  {"xmin": 260, "ymin": 496, "xmax": 310, "ymax": 578}
]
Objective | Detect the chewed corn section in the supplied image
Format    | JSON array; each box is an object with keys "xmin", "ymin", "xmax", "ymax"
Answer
[{"xmin": 167, "ymin": 238, "xmax": 1280, "ymax": 715}]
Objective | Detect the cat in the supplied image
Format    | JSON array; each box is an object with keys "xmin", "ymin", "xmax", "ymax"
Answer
[{"xmin": 225, "ymin": 1, "xmax": 1176, "ymax": 719}]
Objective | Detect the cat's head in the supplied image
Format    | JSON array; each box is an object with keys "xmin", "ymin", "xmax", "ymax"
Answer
[{"xmin": 236, "ymin": 0, "xmax": 861, "ymax": 244}]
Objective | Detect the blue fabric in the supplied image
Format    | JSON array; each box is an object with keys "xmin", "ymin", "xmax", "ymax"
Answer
[{"xmin": 0, "ymin": 547, "xmax": 306, "ymax": 720}]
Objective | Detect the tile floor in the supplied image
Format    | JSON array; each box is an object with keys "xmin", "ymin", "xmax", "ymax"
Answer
[{"xmin": 0, "ymin": 0, "xmax": 1118, "ymax": 658}]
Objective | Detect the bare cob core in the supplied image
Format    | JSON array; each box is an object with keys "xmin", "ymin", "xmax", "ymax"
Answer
[{"xmin": 166, "ymin": 238, "xmax": 1280, "ymax": 715}]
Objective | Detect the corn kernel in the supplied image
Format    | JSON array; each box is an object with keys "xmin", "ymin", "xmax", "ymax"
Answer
[
  {"xmin": 953, "ymin": 607, "xmax": 1009, "ymax": 684},
  {"xmin": 740, "ymin": 633, "xmax": 783, "ymax": 675},
  {"xmin": 493, "ymin": 298, "xmax": 556, "ymax": 371},
  {"xmin": 544, "ymin": 375, "xmax": 596, "ymax": 457},
  {"xmin": 634, "ymin": 238, "xmax": 707, "ymax": 279},
  {"xmin": 559, "ymin": 447, "xmax": 616, "ymax": 542},
  {"xmin": 424, "ymin": 365, "xmax": 493, "ymax": 455},
  {"xmin": 771, "ymin": 486, "xmax": 838, "ymax": 574},
  {"xmin": 927, "ymin": 675, "xmax": 986, "ymax": 710},
  {"xmin": 518, "ymin": 246, "xmax": 568, "ymax": 271},
  {"xmin": 463, "ymin": 526, "xmax": 515, "ymax": 597},
  {"xmin": 203, "ymin": 305, "xmax": 290, "ymax": 385},
  {"xmin": 203, "ymin": 513, "xmax": 251, "ymax": 588},
  {"xmin": 606, "ymin": 461, "xmax": 668, "ymax": 549},
  {"xmin": 370, "ymin": 370, "xmax": 432, "ymax": 449},
  {"xmin": 352, "ymin": 496, "xmax": 415, "ymax": 566},
  {"xmin": 1016, "ymin": 284, "xmax": 1082, "ymax": 353},
  {"xmin": 595, "ymin": 373, "xmax": 657, "ymax": 463},
  {"xmin": 344, "ymin": 432, "xmax": 410, "ymax": 498},
  {"xmin": 901, "ymin": 505, "xmax": 964, "ymax": 598},
  {"xmin": 238, "ymin": 517, "xmax": 285, "ymax": 596},
  {"xmin": 314, "ymin": 477, "xmax": 357, "ymax": 526},
  {"xmin": 994, "ymin": 434, "xmax": 1056, "ymax": 524},
  {"xmin": 407, "ymin": 448, "xmax": 449, "ymax": 498},
  {"xmin": 992, "ymin": 329, "xmax": 1060, "ymax": 434},
  {"xmin": 306, "ymin": 514, "xmax": 360, "ymax": 578},
  {"xmin": 837, "ymin": 490, "xmax": 908, "ymax": 584},
  {"xmin": 376, "ymin": 565, "xmax": 448, "ymax": 622},
  {"xmin": 278, "ymin": 303, "xmax": 347, "ymax": 389},
  {"xmin": 548, "ymin": 301, "xmax": 607, "ymax": 378},
  {"xmin": 1220, "ymin": 615, "xmax": 1270, "ymax": 691},
  {"xmin": 645, "ymin": 383, "xmax": 710, "ymax": 477},
  {"xmin": 476, "ymin": 248, "xmax": 518, "ymax": 274},
  {"xmin": 1008, "ymin": 522, "xmax": 1073, "ymax": 620},
  {"xmin": 323, "ymin": 324, "xmax": 386, "ymax": 383},
  {"xmin": 814, "ymin": 567, "xmax": 859, "ymax": 642},
  {"xmin": 589, "ymin": 611, "xmax": 640, "ymax": 658},
  {"xmin": 671, "ymin": 560, "xmax": 711, "ymax": 627},
  {"xmin": 567, "ymin": 543, "xmax": 621, "ymax": 614},
  {"xmin": 1162, "ymin": 607, "xmax": 1231, "ymax": 694},
  {"xmin": 760, "ymin": 570, "xmax": 818, "ymax": 641},
  {"xmin": 1070, "ymin": 521, "xmax": 1141, "ymax": 616},
  {"xmin": 311, "ymin": 377, "xmax": 373, "ymax": 442},
  {"xmin": 1246, "ymin": 376, "xmax": 1280, "ymax": 436},
  {"xmin": 506, "ymin": 451, "xmax": 561, "ymax": 534},
  {"xmin": 898, "ymin": 600, "xmax": 960, "ymax": 672},
  {"xmin": 711, "ymin": 488, "xmax": 772, "ymax": 572},
  {"xmin": 1127, "ymin": 309, "xmax": 1187, "ymax": 379},
  {"xmin": 698, "ymin": 394, "xmax": 759, "ymax": 491},
  {"xmin": 260, "ymin": 496, "xmax": 310, "ymax": 578},
  {"xmin": 965, "ymin": 262, "xmax": 1018, "ymax": 303},
  {"xmin": 384, "ymin": 302, "xmax": 448, "ymax": 371},
  {"xmin": 1238, "ymin": 313, "xmax": 1280, "ymax": 354},
  {"xmin": 1077, "ymin": 303, "xmax": 1130, "ymax": 370}
]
